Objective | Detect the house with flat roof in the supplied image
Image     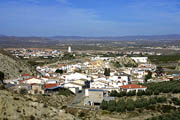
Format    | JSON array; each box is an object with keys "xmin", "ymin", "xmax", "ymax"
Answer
[
  {"xmin": 24, "ymin": 77, "xmax": 44, "ymax": 84},
  {"xmin": 29, "ymin": 84, "xmax": 44, "ymax": 94},
  {"xmin": 84, "ymin": 89, "xmax": 104, "ymax": 106},
  {"xmin": 64, "ymin": 82, "xmax": 84, "ymax": 91},
  {"xmin": 84, "ymin": 88, "xmax": 114, "ymax": 106}
]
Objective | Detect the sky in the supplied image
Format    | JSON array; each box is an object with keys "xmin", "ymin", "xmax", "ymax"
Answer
[{"xmin": 0, "ymin": 0, "xmax": 180, "ymax": 36}]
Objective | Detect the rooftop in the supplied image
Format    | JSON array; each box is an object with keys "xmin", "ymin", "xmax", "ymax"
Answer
[
  {"xmin": 88, "ymin": 89, "xmax": 104, "ymax": 92},
  {"xmin": 45, "ymin": 83, "xmax": 58, "ymax": 89},
  {"xmin": 121, "ymin": 84, "xmax": 147, "ymax": 89}
]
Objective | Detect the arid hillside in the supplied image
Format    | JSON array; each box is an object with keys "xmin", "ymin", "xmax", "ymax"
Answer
[
  {"xmin": 0, "ymin": 90, "xmax": 76, "ymax": 120},
  {"xmin": 0, "ymin": 49, "xmax": 34, "ymax": 79}
]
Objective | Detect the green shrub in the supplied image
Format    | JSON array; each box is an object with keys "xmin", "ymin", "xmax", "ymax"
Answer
[
  {"xmin": 57, "ymin": 88, "xmax": 74, "ymax": 96},
  {"xmin": 19, "ymin": 88, "xmax": 28, "ymax": 95}
]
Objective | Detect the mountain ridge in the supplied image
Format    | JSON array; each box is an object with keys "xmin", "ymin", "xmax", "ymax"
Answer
[{"xmin": 0, "ymin": 34, "xmax": 180, "ymax": 47}]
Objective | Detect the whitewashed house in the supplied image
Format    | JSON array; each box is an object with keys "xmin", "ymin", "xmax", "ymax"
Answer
[
  {"xmin": 65, "ymin": 73, "xmax": 91, "ymax": 82},
  {"xmin": 24, "ymin": 78, "xmax": 44, "ymax": 84},
  {"xmin": 64, "ymin": 82, "xmax": 84, "ymax": 90},
  {"xmin": 90, "ymin": 80, "xmax": 108, "ymax": 88}
]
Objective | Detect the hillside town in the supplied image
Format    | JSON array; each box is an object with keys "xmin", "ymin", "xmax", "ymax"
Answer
[
  {"xmin": 2, "ymin": 0, "xmax": 180, "ymax": 119},
  {"xmin": 3, "ymin": 47, "xmax": 180, "ymax": 107}
]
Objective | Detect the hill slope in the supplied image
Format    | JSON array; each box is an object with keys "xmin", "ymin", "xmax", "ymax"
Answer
[
  {"xmin": 0, "ymin": 90, "xmax": 76, "ymax": 120},
  {"xmin": 0, "ymin": 49, "xmax": 34, "ymax": 79}
]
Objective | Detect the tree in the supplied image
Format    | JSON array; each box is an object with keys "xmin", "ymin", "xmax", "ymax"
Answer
[
  {"xmin": 137, "ymin": 90, "xmax": 145, "ymax": 96},
  {"xmin": 135, "ymin": 99, "xmax": 144, "ymax": 108},
  {"xmin": 109, "ymin": 90, "xmax": 118, "ymax": 97},
  {"xmin": 127, "ymin": 90, "xmax": 136, "ymax": 96},
  {"xmin": 154, "ymin": 90, "xmax": 160, "ymax": 95},
  {"xmin": 126, "ymin": 99, "xmax": 135, "ymax": 111},
  {"xmin": 145, "ymin": 90, "xmax": 153, "ymax": 96},
  {"xmin": 107, "ymin": 100, "xmax": 116, "ymax": 112},
  {"xmin": 0, "ymin": 71, "xmax": 4, "ymax": 84},
  {"xmin": 100, "ymin": 100, "xmax": 108, "ymax": 110},
  {"xmin": 149, "ymin": 97, "xmax": 157, "ymax": 105},
  {"xmin": 104, "ymin": 68, "xmax": 110, "ymax": 76},
  {"xmin": 61, "ymin": 53, "xmax": 75, "ymax": 60},
  {"xmin": 145, "ymin": 71, "xmax": 152, "ymax": 82},
  {"xmin": 19, "ymin": 88, "xmax": 28, "ymax": 95},
  {"xmin": 119, "ymin": 91, "xmax": 127, "ymax": 97},
  {"xmin": 171, "ymin": 97, "xmax": 180, "ymax": 105},
  {"xmin": 157, "ymin": 97, "xmax": 167, "ymax": 103},
  {"xmin": 113, "ymin": 62, "xmax": 121, "ymax": 68},
  {"xmin": 55, "ymin": 69, "xmax": 63, "ymax": 74},
  {"xmin": 155, "ymin": 66, "xmax": 164, "ymax": 76},
  {"xmin": 116, "ymin": 99, "xmax": 126, "ymax": 112}
]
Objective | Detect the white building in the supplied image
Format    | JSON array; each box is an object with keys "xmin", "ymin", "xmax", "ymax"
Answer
[
  {"xmin": 64, "ymin": 73, "xmax": 91, "ymax": 82},
  {"xmin": 131, "ymin": 57, "xmax": 148, "ymax": 63},
  {"xmin": 64, "ymin": 82, "xmax": 84, "ymax": 90},
  {"xmin": 90, "ymin": 80, "xmax": 108, "ymax": 89},
  {"xmin": 24, "ymin": 78, "xmax": 44, "ymax": 84},
  {"xmin": 68, "ymin": 46, "xmax": 72, "ymax": 53}
]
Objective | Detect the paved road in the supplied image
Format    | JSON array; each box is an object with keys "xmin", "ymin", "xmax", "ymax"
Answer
[
  {"xmin": 71, "ymin": 89, "xmax": 85, "ymax": 105},
  {"xmin": 67, "ymin": 89, "xmax": 100, "ymax": 110}
]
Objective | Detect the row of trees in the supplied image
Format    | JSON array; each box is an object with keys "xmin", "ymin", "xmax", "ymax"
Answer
[
  {"xmin": 100, "ymin": 96, "xmax": 167, "ymax": 112},
  {"xmin": 149, "ymin": 55, "xmax": 180, "ymax": 64},
  {"xmin": 145, "ymin": 71, "xmax": 152, "ymax": 82},
  {"xmin": 109, "ymin": 89, "xmax": 161, "ymax": 98},
  {"xmin": 110, "ymin": 81, "xmax": 180, "ymax": 98},
  {"xmin": 144, "ymin": 81, "xmax": 180, "ymax": 94},
  {"xmin": 60, "ymin": 53, "xmax": 75, "ymax": 60},
  {"xmin": 146, "ymin": 111, "xmax": 180, "ymax": 120}
]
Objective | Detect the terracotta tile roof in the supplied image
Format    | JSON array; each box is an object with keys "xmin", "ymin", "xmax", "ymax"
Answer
[
  {"xmin": 45, "ymin": 84, "xmax": 58, "ymax": 89},
  {"xmin": 21, "ymin": 74, "xmax": 31, "ymax": 77},
  {"xmin": 121, "ymin": 84, "xmax": 147, "ymax": 89},
  {"xmin": 19, "ymin": 80, "xmax": 24, "ymax": 82},
  {"xmin": 43, "ymin": 76, "xmax": 49, "ymax": 78}
]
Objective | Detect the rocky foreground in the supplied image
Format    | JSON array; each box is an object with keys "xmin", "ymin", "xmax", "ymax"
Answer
[
  {"xmin": 0, "ymin": 89, "xmax": 169, "ymax": 120},
  {"xmin": 0, "ymin": 90, "xmax": 77, "ymax": 120}
]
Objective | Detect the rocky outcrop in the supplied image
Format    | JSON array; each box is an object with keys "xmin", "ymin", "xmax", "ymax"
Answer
[
  {"xmin": 0, "ymin": 49, "xmax": 34, "ymax": 79},
  {"xmin": 113, "ymin": 57, "xmax": 138, "ymax": 68},
  {"xmin": 0, "ymin": 90, "xmax": 76, "ymax": 120}
]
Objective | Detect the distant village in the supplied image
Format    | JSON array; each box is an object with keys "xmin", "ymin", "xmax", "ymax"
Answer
[{"xmin": 4, "ymin": 47, "xmax": 180, "ymax": 106}]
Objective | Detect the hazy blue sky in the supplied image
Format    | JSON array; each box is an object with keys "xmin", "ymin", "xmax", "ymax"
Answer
[{"xmin": 0, "ymin": 0, "xmax": 180, "ymax": 36}]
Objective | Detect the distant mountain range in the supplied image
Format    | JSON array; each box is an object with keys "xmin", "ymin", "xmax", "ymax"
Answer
[
  {"xmin": 0, "ymin": 34, "xmax": 180, "ymax": 47},
  {"xmin": 49, "ymin": 34, "xmax": 180, "ymax": 40}
]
